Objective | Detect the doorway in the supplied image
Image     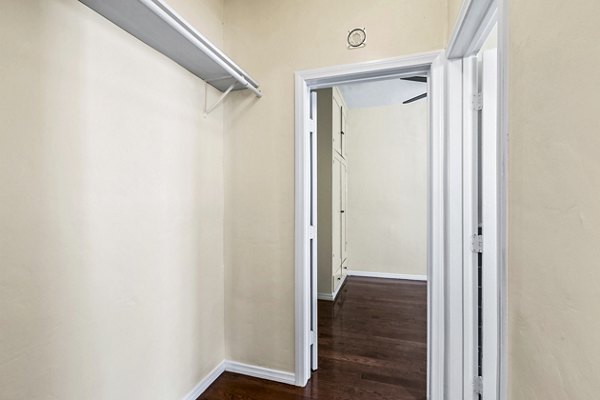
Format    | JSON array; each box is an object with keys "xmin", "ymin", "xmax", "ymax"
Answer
[
  {"xmin": 294, "ymin": 51, "xmax": 446, "ymax": 398},
  {"xmin": 313, "ymin": 76, "xmax": 430, "ymax": 398}
]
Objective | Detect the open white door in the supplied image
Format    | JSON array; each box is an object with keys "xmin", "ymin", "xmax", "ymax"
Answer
[
  {"xmin": 481, "ymin": 48, "xmax": 500, "ymax": 400},
  {"xmin": 309, "ymin": 90, "xmax": 318, "ymax": 371}
]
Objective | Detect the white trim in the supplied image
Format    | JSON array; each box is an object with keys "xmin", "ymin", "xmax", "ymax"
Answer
[
  {"xmin": 317, "ymin": 274, "xmax": 348, "ymax": 301},
  {"xmin": 182, "ymin": 360, "xmax": 296, "ymax": 399},
  {"xmin": 317, "ymin": 292, "xmax": 335, "ymax": 301},
  {"xmin": 295, "ymin": 49, "xmax": 446, "ymax": 394},
  {"xmin": 447, "ymin": 0, "xmax": 498, "ymax": 59},
  {"xmin": 309, "ymin": 90, "xmax": 319, "ymax": 372},
  {"xmin": 294, "ymin": 72, "xmax": 312, "ymax": 387},
  {"xmin": 348, "ymin": 270, "xmax": 427, "ymax": 281},
  {"xmin": 181, "ymin": 361, "xmax": 225, "ymax": 400},
  {"xmin": 445, "ymin": 57, "xmax": 465, "ymax": 400},
  {"xmin": 297, "ymin": 51, "xmax": 440, "ymax": 89},
  {"xmin": 449, "ymin": 1, "xmax": 507, "ymax": 398},
  {"xmin": 427, "ymin": 53, "xmax": 446, "ymax": 400},
  {"xmin": 481, "ymin": 48, "xmax": 500, "ymax": 400},
  {"xmin": 225, "ymin": 361, "xmax": 296, "ymax": 386},
  {"xmin": 462, "ymin": 55, "xmax": 479, "ymax": 400}
]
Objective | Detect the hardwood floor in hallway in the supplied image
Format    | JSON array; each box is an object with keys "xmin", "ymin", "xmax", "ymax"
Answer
[{"xmin": 198, "ymin": 276, "xmax": 427, "ymax": 400}]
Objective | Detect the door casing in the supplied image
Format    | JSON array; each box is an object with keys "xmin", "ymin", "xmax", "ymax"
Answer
[
  {"xmin": 294, "ymin": 50, "xmax": 447, "ymax": 399},
  {"xmin": 449, "ymin": 0, "xmax": 508, "ymax": 399}
]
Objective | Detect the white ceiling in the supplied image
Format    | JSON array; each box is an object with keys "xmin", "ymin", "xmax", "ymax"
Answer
[{"xmin": 336, "ymin": 78, "xmax": 427, "ymax": 109}]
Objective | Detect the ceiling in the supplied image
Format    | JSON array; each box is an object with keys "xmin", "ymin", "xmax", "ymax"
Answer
[{"xmin": 336, "ymin": 77, "xmax": 427, "ymax": 109}]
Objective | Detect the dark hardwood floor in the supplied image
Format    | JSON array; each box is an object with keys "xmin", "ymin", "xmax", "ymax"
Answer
[{"xmin": 198, "ymin": 276, "xmax": 427, "ymax": 400}]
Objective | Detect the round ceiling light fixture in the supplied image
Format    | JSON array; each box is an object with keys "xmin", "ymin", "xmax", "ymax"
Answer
[{"xmin": 347, "ymin": 27, "xmax": 366, "ymax": 49}]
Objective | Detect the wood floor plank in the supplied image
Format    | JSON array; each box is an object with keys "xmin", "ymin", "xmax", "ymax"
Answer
[{"xmin": 198, "ymin": 277, "xmax": 427, "ymax": 400}]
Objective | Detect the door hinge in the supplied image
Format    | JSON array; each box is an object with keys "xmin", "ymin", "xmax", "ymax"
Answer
[
  {"xmin": 309, "ymin": 118, "xmax": 316, "ymax": 132},
  {"xmin": 473, "ymin": 92, "xmax": 483, "ymax": 111},
  {"xmin": 474, "ymin": 376, "xmax": 483, "ymax": 396},
  {"xmin": 308, "ymin": 226, "xmax": 316, "ymax": 239},
  {"xmin": 471, "ymin": 234, "xmax": 483, "ymax": 253},
  {"xmin": 310, "ymin": 330, "xmax": 316, "ymax": 346}
]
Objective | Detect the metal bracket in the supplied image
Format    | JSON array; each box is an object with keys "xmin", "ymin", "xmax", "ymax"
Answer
[
  {"xmin": 309, "ymin": 118, "xmax": 316, "ymax": 133},
  {"xmin": 474, "ymin": 376, "xmax": 483, "ymax": 395},
  {"xmin": 472, "ymin": 234, "xmax": 483, "ymax": 253},
  {"xmin": 473, "ymin": 92, "xmax": 483, "ymax": 111},
  {"xmin": 204, "ymin": 83, "xmax": 236, "ymax": 115}
]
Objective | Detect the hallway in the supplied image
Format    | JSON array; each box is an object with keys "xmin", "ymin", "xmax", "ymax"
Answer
[{"xmin": 198, "ymin": 277, "xmax": 427, "ymax": 399}]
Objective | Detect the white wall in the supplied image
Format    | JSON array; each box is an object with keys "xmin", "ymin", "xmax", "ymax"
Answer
[
  {"xmin": 0, "ymin": 1, "xmax": 225, "ymax": 398},
  {"xmin": 223, "ymin": 0, "xmax": 446, "ymax": 372},
  {"xmin": 346, "ymin": 101, "xmax": 428, "ymax": 276}
]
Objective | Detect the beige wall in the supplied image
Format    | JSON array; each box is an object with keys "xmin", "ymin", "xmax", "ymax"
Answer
[
  {"xmin": 346, "ymin": 102, "xmax": 427, "ymax": 276},
  {"xmin": 0, "ymin": 1, "xmax": 225, "ymax": 399},
  {"xmin": 508, "ymin": 0, "xmax": 600, "ymax": 398},
  {"xmin": 447, "ymin": 0, "xmax": 463, "ymax": 40},
  {"xmin": 223, "ymin": 0, "xmax": 446, "ymax": 372},
  {"xmin": 10, "ymin": 1, "xmax": 583, "ymax": 398}
]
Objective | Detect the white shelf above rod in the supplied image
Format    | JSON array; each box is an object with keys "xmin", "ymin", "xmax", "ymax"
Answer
[{"xmin": 79, "ymin": 0, "xmax": 262, "ymax": 98}]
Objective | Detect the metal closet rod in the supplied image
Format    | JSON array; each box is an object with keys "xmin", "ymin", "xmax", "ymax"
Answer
[{"xmin": 139, "ymin": 0, "xmax": 262, "ymax": 98}]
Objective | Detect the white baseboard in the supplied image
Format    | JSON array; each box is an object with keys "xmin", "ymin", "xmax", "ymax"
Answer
[
  {"xmin": 317, "ymin": 274, "xmax": 348, "ymax": 301},
  {"xmin": 182, "ymin": 360, "xmax": 226, "ymax": 400},
  {"xmin": 348, "ymin": 270, "xmax": 427, "ymax": 281},
  {"xmin": 182, "ymin": 360, "xmax": 295, "ymax": 399},
  {"xmin": 225, "ymin": 360, "xmax": 296, "ymax": 385},
  {"xmin": 317, "ymin": 292, "xmax": 334, "ymax": 301}
]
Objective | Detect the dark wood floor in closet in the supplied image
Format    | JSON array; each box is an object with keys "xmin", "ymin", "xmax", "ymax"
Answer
[{"xmin": 198, "ymin": 276, "xmax": 427, "ymax": 400}]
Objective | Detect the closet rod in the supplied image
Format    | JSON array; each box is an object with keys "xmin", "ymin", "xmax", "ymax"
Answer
[{"xmin": 139, "ymin": 0, "xmax": 262, "ymax": 98}]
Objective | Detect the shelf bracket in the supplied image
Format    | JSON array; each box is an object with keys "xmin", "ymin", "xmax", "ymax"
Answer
[{"xmin": 204, "ymin": 83, "xmax": 236, "ymax": 115}]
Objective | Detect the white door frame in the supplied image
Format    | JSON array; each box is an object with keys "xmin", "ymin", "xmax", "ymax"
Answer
[
  {"xmin": 481, "ymin": 47, "xmax": 500, "ymax": 400},
  {"xmin": 294, "ymin": 50, "xmax": 448, "ymax": 397},
  {"xmin": 449, "ymin": 0, "xmax": 508, "ymax": 399},
  {"xmin": 295, "ymin": 3, "xmax": 507, "ymax": 399},
  {"xmin": 462, "ymin": 54, "xmax": 480, "ymax": 400}
]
